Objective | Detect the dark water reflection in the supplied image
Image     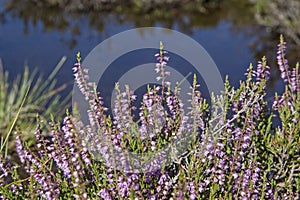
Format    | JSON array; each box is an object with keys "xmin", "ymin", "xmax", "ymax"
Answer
[{"xmin": 0, "ymin": 0, "xmax": 299, "ymax": 104}]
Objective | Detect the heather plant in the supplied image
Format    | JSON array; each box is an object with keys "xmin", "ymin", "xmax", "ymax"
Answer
[{"xmin": 0, "ymin": 37, "xmax": 299, "ymax": 199}]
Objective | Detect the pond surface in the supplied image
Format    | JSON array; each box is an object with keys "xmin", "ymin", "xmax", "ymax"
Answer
[{"xmin": 0, "ymin": 0, "xmax": 298, "ymax": 106}]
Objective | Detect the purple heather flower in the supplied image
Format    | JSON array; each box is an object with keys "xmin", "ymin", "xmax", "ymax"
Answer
[
  {"xmin": 16, "ymin": 132, "xmax": 60, "ymax": 199},
  {"xmin": 277, "ymin": 36, "xmax": 290, "ymax": 83},
  {"xmin": 204, "ymin": 179, "xmax": 210, "ymax": 186},
  {"xmin": 16, "ymin": 132, "xmax": 43, "ymax": 170},
  {"xmin": 34, "ymin": 173, "xmax": 60, "ymax": 199},
  {"xmin": 0, "ymin": 157, "xmax": 8, "ymax": 178},
  {"xmin": 254, "ymin": 59, "xmax": 270, "ymax": 86},
  {"xmin": 155, "ymin": 42, "xmax": 171, "ymax": 91},
  {"xmin": 139, "ymin": 89, "xmax": 167, "ymax": 140},
  {"xmin": 187, "ymin": 182, "xmax": 196, "ymax": 200},
  {"xmin": 290, "ymin": 67, "xmax": 298, "ymax": 92},
  {"xmin": 34, "ymin": 124, "xmax": 48, "ymax": 157},
  {"xmin": 15, "ymin": 133, "xmax": 26, "ymax": 164},
  {"xmin": 73, "ymin": 61, "xmax": 91, "ymax": 100},
  {"xmin": 49, "ymin": 128, "xmax": 72, "ymax": 179},
  {"xmin": 99, "ymin": 188, "xmax": 112, "ymax": 200},
  {"xmin": 158, "ymin": 174, "xmax": 168, "ymax": 185},
  {"xmin": 292, "ymin": 118, "xmax": 298, "ymax": 123},
  {"xmin": 116, "ymin": 176, "xmax": 132, "ymax": 198},
  {"xmin": 198, "ymin": 182, "xmax": 205, "ymax": 193}
]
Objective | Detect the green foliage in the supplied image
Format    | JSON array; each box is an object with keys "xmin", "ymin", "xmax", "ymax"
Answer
[
  {"xmin": 252, "ymin": 0, "xmax": 300, "ymax": 45},
  {"xmin": 0, "ymin": 57, "xmax": 70, "ymax": 155}
]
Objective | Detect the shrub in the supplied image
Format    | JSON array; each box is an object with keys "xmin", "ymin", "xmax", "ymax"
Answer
[
  {"xmin": 252, "ymin": 0, "xmax": 300, "ymax": 45},
  {"xmin": 0, "ymin": 36, "xmax": 299, "ymax": 199}
]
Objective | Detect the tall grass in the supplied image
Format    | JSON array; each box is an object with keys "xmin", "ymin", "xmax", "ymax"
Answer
[{"xmin": 0, "ymin": 57, "xmax": 70, "ymax": 156}]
